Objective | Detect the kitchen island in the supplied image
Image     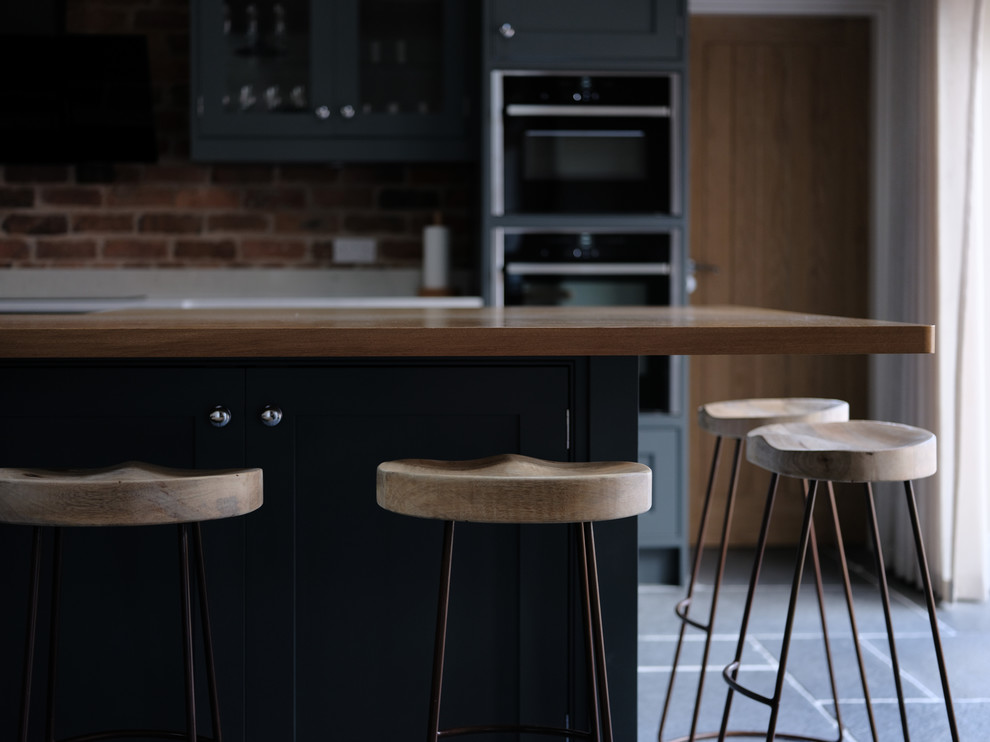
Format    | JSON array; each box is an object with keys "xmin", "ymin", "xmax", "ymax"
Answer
[{"xmin": 0, "ymin": 306, "xmax": 932, "ymax": 741}]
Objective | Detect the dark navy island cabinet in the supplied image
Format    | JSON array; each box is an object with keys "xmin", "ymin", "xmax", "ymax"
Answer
[
  {"xmin": 0, "ymin": 358, "xmax": 640, "ymax": 742},
  {"xmin": 190, "ymin": 0, "xmax": 477, "ymax": 162},
  {"xmin": 487, "ymin": 0, "xmax": 685, "ymax": 67}
]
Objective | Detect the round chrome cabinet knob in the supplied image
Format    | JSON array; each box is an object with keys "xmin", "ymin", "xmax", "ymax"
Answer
[
  {"xmin": 208, "ymin": 406, "xmax": 232, "ymax": 428},
  {"xmin": 339, "ymin": 105, "xmax": 356, "ymax": 119},
  {"xmin": 259, "ymin": 405, "xmax": 283, "ymax": 427},
  {"xmin": 315, "ymin": 105, "xmax": 331, "ymax": 119},
  {"xmin": 499, "ymin": 22, "xmax": 515, "ymax": 38}
]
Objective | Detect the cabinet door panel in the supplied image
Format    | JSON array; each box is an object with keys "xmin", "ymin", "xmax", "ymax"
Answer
[
  {"xmin": 0, "ymin": 367, "xmax": 246, "ymax": 738},
  {"xmin": 244, "ymin": 363, "xmax": 570, "ymax": 740},
  {"xmin": 489, "ymin": 0, "xmax": 683, "ymax": 65}
]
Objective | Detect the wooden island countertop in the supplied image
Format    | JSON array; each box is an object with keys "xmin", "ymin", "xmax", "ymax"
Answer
[{"xmin": 0, "ymin": 305, "xmax": 933, "ymax": 359}]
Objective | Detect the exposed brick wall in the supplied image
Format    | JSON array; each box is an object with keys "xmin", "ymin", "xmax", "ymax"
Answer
[{"xmin": 0, "ymin": 0, "xmax": 478, "ymax": 275}]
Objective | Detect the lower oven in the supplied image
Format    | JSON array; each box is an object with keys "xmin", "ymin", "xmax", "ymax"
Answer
[{"xmin": 493, "ymin": 228, "xmax": 681, "ymax": 412}]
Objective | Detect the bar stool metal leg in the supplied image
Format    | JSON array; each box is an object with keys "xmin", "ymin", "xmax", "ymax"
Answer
[
  {"xmin": 863, "ymin": 483, "xmax": 912, "ymax": 739},
  {"xmin": 581, "ymin": 521, "xmax": 613, "ymax": 742},
  {"xmin": 801, "ymin": 481, "xmax": 859, "ymax": 742},
  {"xmin": 668, "ymin": 452, "xmax": 861, "ymax": 741},
  {"xmin": 718, "ymin": 478, "xmax": 866, "ymax": 742},
  {"xmin": 428, "ymin": 520, "xmax": 455, "ymax": 742},
  {"xmin": 660, "ymin": 437, "xmax": 742, "ymax": 742},
  {"xmin": 19, "ymin": 527, "xmax": 44, "ymax": 742},
  {"xmin": 46, "ymin": 528, "xmax": 64, "ymax": 742},
  {"xmin": 579, "ymin": 523, "xmax": 602, "ymax": 742},
  {"xmin": 903, "ymin": 481, "xmax": 959, "ymax": 741},
  {"xmin": 822, "ymin": 482, "xmax": 879, "ymax": 741},
  {"xmin": 764, "ymin": 480, "xmax": 820, "ymax": 739},
  {"xmin": 428, "ymin": 519, "xmax": 613, "ymax": 742},
  {"xmin": 178, "ymin": 524, "xmax": 199, "ymax": 742},
  {"xmin": 904, "ymin": 481, "xmax": 959, "ymax": 740},
  {"xmin": 18, "ymin": 524, "xmax": 223, "ymax": 742},
  {"xmin": 192, "ymin": 524, "xmax": 223, "ymax": 742},
  {"xmin": 718, "ymin": 472, "xmax": 780, "ymax": 740}
]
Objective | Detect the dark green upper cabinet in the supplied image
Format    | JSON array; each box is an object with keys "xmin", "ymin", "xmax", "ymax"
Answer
[
  {"xmin": 487, "ymin": 0, "xmax": 684, "ymax": 67},
  {"xmin": 191, "ymin": 0, "xmax": 477, "ymax": 162}
]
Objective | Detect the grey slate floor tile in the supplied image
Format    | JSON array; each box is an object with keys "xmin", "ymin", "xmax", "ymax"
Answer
[{"xmin": 638, "ymin": 549, "xmax": 987, "ymax": 741}]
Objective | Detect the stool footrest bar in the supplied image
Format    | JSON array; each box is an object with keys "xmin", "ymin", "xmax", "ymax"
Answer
[
  {"xmin": 674, "ymin": 597, "xmax": 710, "ymax": 632},
  {"xmin": 668, "ymin": 733, "xmax": 844, "ymax": 742},
  {"xmin": 439, "ymin": 723, "xmax": 593, "ymax": 738},
  {"xmin": 721, "ymin": 661, "xmax": 775, "ymax": 706},
  {"xmin": 58, "ymin": 731, "xmax": 218, "ymax": 742}
]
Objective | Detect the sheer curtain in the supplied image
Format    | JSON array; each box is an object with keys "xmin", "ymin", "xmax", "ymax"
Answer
[
  {"xmin": 937, "ymin": 0, "xmax": 989, "ymax": 601},
  {"xmin": 872, "ymin": 0, "xmax": 988, "ymax": 602},
  {"xmin": 876, "ymin": 0, "xmax": 989, "ymax": 602},
  {"xmin": 870, "ymin": 0, "xmax": 942, "ymax": 596}
]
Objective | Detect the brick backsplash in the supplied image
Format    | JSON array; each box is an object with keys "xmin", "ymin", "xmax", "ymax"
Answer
[{"xmin": 0, "ymin": 0, "xmax": 478, "ymax": 275}]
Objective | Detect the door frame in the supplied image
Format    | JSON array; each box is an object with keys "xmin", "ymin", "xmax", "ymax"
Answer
[
  {"xmin": 690, "ymin": 0, "xmax": 905, "ymax": 331},
  {"xmin": 689, "ymin": 1, "xmax": 935, "ymax": 456}
]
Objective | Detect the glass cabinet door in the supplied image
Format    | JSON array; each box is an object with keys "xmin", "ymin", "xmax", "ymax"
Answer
[
  {"xmin": 195, "ymin": 0, "xmax": 332, "ymax": 139},
  {"xmin": 335, "ymin": 0, "xmax": 468, "ymax": 138},
  {"xmin": 221, "ymin": 0, "xmax": 312, "ymax": 118},
  {"xmin": 358, "ymin": 1, "xmax": 444, "ymax": 120},
  {"xmin": 192, "ymin": 0, "xmax": 473, "ymax": 159}
]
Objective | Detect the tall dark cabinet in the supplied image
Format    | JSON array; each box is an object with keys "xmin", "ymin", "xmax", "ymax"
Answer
[{"xmin": 481, "ymin": 0, "xmax": 690, "ymax": 585}]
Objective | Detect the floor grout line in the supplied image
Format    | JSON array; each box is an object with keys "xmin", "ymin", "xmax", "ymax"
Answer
[{"xmin": 637, "ymin": 551, "xmax": 975, "ymax": 741}]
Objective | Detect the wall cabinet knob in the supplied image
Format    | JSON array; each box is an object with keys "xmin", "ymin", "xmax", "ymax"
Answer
[
  {"xmin": 260, "ymin": 405, "xmax": 283, "ymax": 427},
  {"xmin": 499, "ymin": 22, "xmax": 515, "ymax": 38},
  {"xmin": 315, "ymin": 105, "xmax": 331, "ymax": 119},
  {"xmin": 340, "ymin": 105, "xmax": 356, "ymax": 119},
  {"xmin": 208, "ymin": 405, "xmax": 232, "ymax": 428}
]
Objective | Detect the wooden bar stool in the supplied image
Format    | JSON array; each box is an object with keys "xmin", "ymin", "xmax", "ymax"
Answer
[
  {"xmin": 719, "ymin": 421, "xmax": 958, "ymax": 741},
  {"xmin": 376, "ymin": 453, "xmax": 651, "ymax": 742},
  {"xmin": 0, "ymin": 461, "xmax": 263, "ymax": 742},
  {"xmin": 660, "ymin": 397, "xmax": 866, "ymax": 742}
]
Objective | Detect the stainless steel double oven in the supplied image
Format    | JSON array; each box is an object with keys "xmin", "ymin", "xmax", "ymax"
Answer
[{"xmin": 486, "ymin": 69, "xmax": 684, "ymax": 413}]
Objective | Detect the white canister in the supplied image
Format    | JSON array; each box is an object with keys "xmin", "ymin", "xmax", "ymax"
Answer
[{"xmin": 421, "ymin": 222, "xmax": 450, "ymax": 293}]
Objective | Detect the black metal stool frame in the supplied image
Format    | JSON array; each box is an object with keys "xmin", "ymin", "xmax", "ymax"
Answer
[
  {"xmin": 718, "ymin": 476, "xmax": 959, "ymax": 742},
  {"xmin": 428, "ymin": 520, "xmax": 612, "ymax": 742},
  {"xmin": 19, "ymin": 523, "xmax": 222, "ymax": 742},
  {"xmin": 660, "ymin": 438, "xmax": 877, "ymax": 742}
]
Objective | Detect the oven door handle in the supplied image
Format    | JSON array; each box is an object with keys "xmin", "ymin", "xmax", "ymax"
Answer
[
  {"xmin": 504, "ymin": 104, "xmax": 672, "ymax": 118},
  {"xmin": 505, "ymin": 262, "xmax": 672, "ymax": 276}
]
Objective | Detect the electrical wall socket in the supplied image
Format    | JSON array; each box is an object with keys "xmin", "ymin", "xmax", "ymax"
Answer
[{"xmin": 333, "ymin": 237, "xmax": 377, "ymax": 263}]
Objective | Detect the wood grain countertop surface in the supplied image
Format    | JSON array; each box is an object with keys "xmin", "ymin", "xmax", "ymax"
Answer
[{"xmin": 0, "ymin": 305, "xmax": 934, "ymax": 359}]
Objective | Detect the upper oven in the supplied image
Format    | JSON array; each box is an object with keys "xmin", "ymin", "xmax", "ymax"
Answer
[{"xmin": 491, "ymin": 70, "xmax": 679, "ymax": 216}]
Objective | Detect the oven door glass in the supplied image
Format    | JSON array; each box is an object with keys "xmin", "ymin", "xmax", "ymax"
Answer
[
  {"xmin": 502, "ymin": 114, "xmax": 672, "ymax": 214},
  {"xmin": 504, "ymin": 273, "xmax": 669, "ymax": 307}
]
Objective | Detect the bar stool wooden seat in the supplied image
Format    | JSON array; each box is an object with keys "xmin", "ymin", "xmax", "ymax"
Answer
[
  {"xmin": 660, "ymin": 397, "xmax": 860, "ymax": 741},
  {"xmin": 376, "ymin": 453, "xmax": 652, "ymax": 742},
  {"xmin": 0, "ymin": 461, "xmax": 263, "ymax": 742},
  {"xmin": 719, "ymin": 421, "xmax": 958, "ymax": 741}
]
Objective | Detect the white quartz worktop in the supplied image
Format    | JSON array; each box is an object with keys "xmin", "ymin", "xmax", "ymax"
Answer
[
  {"xmin": 0, "ymin": 295, "xmax": 482, "ymax": 313},
  {"xmin": 0, "ymin": 268, "xmax": 481, "ymax": 312}
]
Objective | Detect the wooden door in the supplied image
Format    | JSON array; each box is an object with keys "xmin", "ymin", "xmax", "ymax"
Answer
[{"xmin": 688, "ymin": 16, "xmax": 871, "ymax": 546}]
